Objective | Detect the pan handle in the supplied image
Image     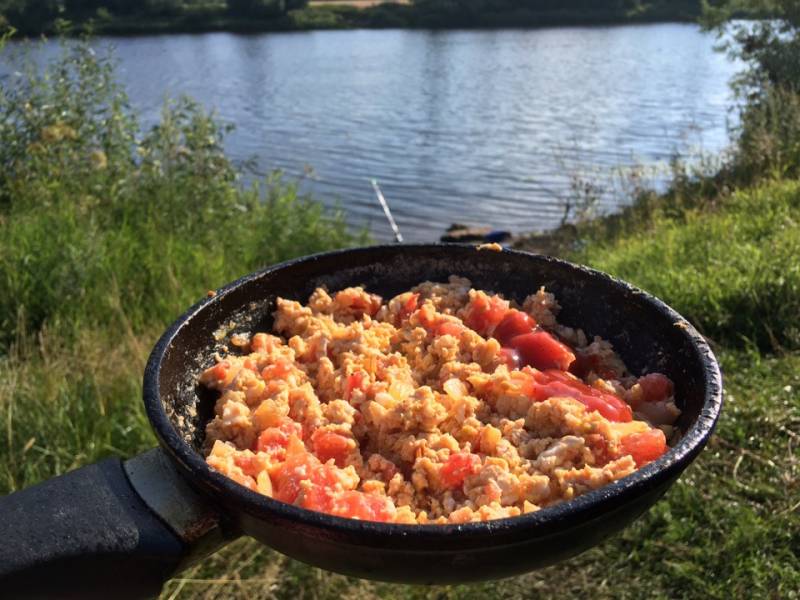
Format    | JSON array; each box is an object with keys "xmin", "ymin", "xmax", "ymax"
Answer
[{"xmin": 0, "ymin": 448, "xmax": 234, "ymax": 599}]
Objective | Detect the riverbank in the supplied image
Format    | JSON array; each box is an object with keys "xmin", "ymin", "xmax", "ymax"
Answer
[{"xmin": 1, "ymin": 2, "xmax": 763, "ymax": 37}]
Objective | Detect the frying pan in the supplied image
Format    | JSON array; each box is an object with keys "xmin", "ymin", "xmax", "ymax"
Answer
[{"xmin": 0, "ymin": 245, "xmax": 723, "ymax": 599}]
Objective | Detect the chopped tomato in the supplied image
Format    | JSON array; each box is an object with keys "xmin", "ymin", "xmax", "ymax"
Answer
[
  {"xmin": 255, "ymin": 419, "xmax": 304, "ymax": 460},
  {"xmin": 272, "ymin": 436, "xmax": 355, "ymax": 504},
  {"xmin": 440, "ymin": 452, "xmax": 481, "ymax": 489},
  {"xmin": 510, "ymin": 331, "xmax": 576, "ymax": 371},
  {"xmin": 523, "ymin": 369, "xmax": 632, "ymax": 422},
  {"xmin": 336, "ymin": 290, "xmax": 381, "ymax": 316},
  {"xmin": 577, "ymin": 391, "xmax": 633, "ymax": 423},
  {"xmin": 233, "ymin": 453, "xmax": 263, "ymax": 478},
  {"xmin": 311, "ymin": 430, "xmax": 352, "ymax": 467},
  {"xmin": 493, "ymin": 310, "xmax": 536, "ymax": 345},
  {"xmin": 499, "ymin": 347, "xmax": 521, "ymax": 370},
  {"xmin": 298, "ymin": 482, "xmax": 333, "ymax": 512},
  {"xmin": 272, "ymin": 445, "xmax": 316, "ymax": 503},
  {"xmin": 638, "ymin": 373, "xmax": 674, "ymax": 403},
  {"xmin": 436, "ymin": 320, "xmax": 466, "ymax": 337},
  {"xmin": 398, "ymin": 293, "xmax": 419, "ymax": 321},
  {"xmin": 211, "ymin": 360, "xmax": 230, "ymax": 381},
  {"xmin": 261, "ymin": 358, "xmax": 292, "ymax": 381},
  {"xmin": 330, "ymin": 490, "xmax": 396, "ymax": 521},
  {"xmin": 344, "ymin": 371, "xmax": 367, "ymax": 400},
  {"xmin": 620, "ymin": 429, "xmax": 667, "ymax": 466},
  {"xmin": 464, "ymin": 294, "xmax": 509, "ymax": 336},
  {"xmin": 415, "ymin": 303, "xmax": 439, "ymax": 331},
  {"xmin": 300, "ymin": 486, "xmax": 396, "ymax": 522}
]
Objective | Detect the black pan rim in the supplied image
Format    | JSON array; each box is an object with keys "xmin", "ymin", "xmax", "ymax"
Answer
[{"xmin": 143, "ymin": 244, "xmax": 723, "ymax": 541}]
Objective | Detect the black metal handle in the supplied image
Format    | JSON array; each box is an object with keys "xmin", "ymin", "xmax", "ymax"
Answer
[{"xmin": 0, "ymin": 449, "xmax": 233, "ymax": 599}]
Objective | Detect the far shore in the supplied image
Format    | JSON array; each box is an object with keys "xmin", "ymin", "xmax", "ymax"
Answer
[{"xmin": 3, "ymin": 2, "xmax": 762, "ymax": 39}]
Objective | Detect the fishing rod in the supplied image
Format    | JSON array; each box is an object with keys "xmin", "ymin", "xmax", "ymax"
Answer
[{"xmin": 371, "ymin": 179, "xmax": 403, "ymax": 243}]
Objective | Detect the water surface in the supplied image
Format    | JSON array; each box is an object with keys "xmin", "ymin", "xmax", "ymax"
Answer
[{"xmin": 5, "ymin": 26, "xmax": 740, "ymax": 241}]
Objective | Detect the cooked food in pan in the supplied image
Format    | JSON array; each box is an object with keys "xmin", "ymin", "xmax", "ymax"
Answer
[{"xmin": 200, "ymin": 277, "xmax": 679, "ymax": 524}]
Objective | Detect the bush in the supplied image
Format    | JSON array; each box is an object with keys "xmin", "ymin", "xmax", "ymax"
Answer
[
  {"xmin": 0, "ymin": 39, "xmax": 359, "ymax": 349},
  {"xmin": 731, "ymin": 83, "xmax": 800, "ymax": 182},
  {"xmin": 227, "ymin": 0, "xmax": 307, "ymax": 18},
  {"xmin": 707, "ymin": 0, "xmax": 800, "ymax": 182}
]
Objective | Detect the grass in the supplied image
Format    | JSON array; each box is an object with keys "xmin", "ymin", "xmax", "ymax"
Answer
[
  {"xmin": 1, "ymin": 36, "xmax": 798, "ymax": 600},
  {"xmin": 572, "ymin": 178, "xmax": 800, "ymax": 353}
]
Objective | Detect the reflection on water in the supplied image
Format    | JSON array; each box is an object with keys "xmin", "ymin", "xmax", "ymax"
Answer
[{"xmin": 5, "ymin": 26, "xmax": 739, "ymax": 242}]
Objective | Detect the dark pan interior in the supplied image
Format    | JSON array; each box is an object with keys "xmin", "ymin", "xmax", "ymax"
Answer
[{"xmin": 156, "ymin": 245, "xmax": 706, "ymax": 456}]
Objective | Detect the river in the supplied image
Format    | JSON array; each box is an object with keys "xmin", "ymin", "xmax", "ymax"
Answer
[{"xmin": 4, "ymin": 25, "xmax": 740, "ymax": 242}]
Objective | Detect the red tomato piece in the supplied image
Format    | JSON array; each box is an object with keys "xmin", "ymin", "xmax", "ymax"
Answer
[
  {"xmin": 620, "ymin": 429, "xmax": 667, "ymax": 466},
  {"xmin": 328, "ymin": 490, "xmax": 396, "ymax": 522},
  {"xmin": 344, "ymin": 371, "xmax": 367, "ymax": 400},
  {"xmin": 336, "ymin": 290, "xmax": 381, "ymax": 316},
  {"xmin": 255, "ymin": 419, "xmax": 304, "ymax": 459},
  {"xmin": 525, "ymin": 370, "xmax": 632, "ymax": 422},
  {"xmin": 273, "ymin": 448, "xmax": 317, "ymax": 503},
  {"xmin": 499, "ymin": 347, "xmax": 521, "ymax": 370},
  {"xmin": 211, "ymin": 360, "xmax": 230, "ymax": 381},
  {"xmin": 298, "ymin": 483, "xmax": 333, "ymax": 513},
  {"xmin": 399, "ymin": 293, "xmax": 419, "ymax": 321},
  {"xmin": 464, "ymin": 294, "xmax": 509, "ymax": 336},
  {"xmin": 638, "ymin": 373, "xmax": 675, "ymax": 403},
  {"xmin": 493, "ymin": 310, "xmax": 537, "ymax": 345},
  {"xmin": 440, "ymin": 452, "xmax": 481, "ymax": 489},
  {"xmin": 416, "ymin": 303, "xmax": 439, "ymax": 331},
  {"xmin": 436, "ymin": 320, "xmax": 466, "ymax": 337},
  {"xmin": 510, "ymin": 331, "xmax": 576, "ymax": 371},
  {"xmin": 311, "ymin": 430, "xmax": 352, "ymax": 467},
  {"xmin": 233, "ymin": 453, "xmax": 261, "ymax": 478},
  {"xmin": 578, "ymin": 391, "xmax": 633, "ymax": 423},
  {"xmin": 261, "ymin": 358, "xmax": 292, "ymax": 381},
  {"xmin": 309, "ymin": 461, "xmax": 349, "ymax": 489},
  {"xmin": 301, "ymin": 486, "xmax": 385, "ymax": 522}
]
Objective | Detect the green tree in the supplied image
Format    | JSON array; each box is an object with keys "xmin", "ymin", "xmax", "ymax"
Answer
[
  {"xmin": 227, "ymin": 0, "xmax": 306, "ymax": 17},
  {"xmin": 0, "ymin": 0, "xmax": 62, "ymax": 33},
  {"xmin": 705, "ymin": 0, "xmax": 800, "ymax": 179}
]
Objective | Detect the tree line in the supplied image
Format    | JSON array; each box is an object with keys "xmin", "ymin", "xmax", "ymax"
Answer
[
  {"xmin": 0, "ymin": 0, "xmax": 718, "ymax": 35},
  {"xmin": 0, "ymin": 0, "xmax": 310, "ymax": 34}
]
